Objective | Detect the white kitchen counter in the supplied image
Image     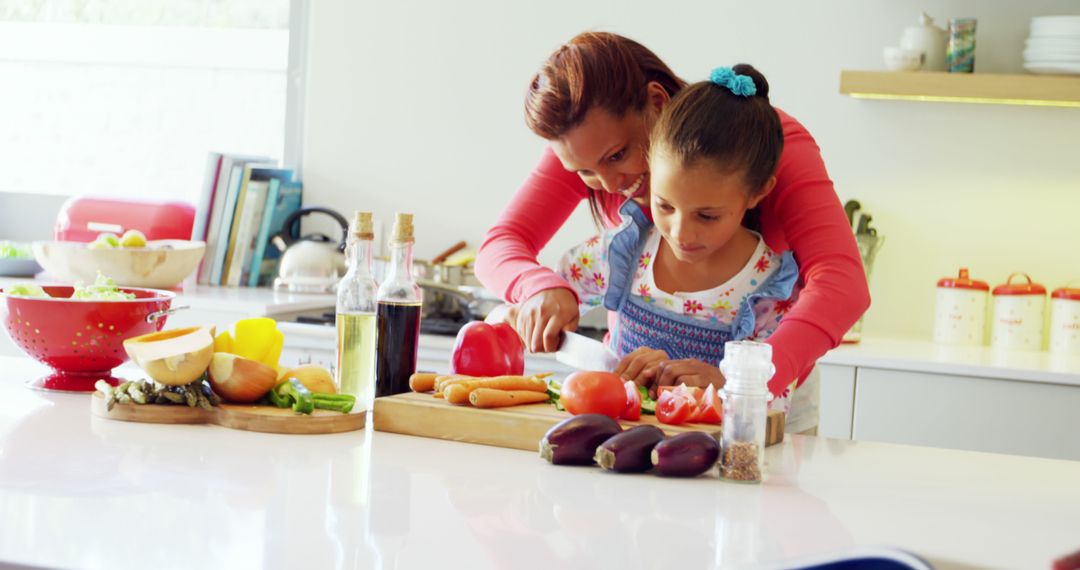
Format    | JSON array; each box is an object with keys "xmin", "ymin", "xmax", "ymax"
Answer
[
  {"xmin": 1, "ymin": 356, "xmax": 1078, "ymax": 570},
  {"xmin": 821, "ymin": 336, "xmax": 1080, "ymax": 386}
]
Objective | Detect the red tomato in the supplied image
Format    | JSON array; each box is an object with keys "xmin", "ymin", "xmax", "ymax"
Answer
[
  {"xmin": 685, "ymin": 401, "xmax": 704, "ymax": 423},
  {"xmin": 620, "ymin": 380, "xmax": 642, "ymax": 421},
  {"xmin": 656, "ymin": 391, "xmax": 692, "ymax": 425},
  {"xmin": 450, "ymin": 321, "xmax": 525, "ymax": 377},
  {"xmin": 561, "ymin": 371, "xmax": 626, "ymax": 419},
  {"xmin": 697, "ymin": 384, "xmax": 723, "ymax": 424},
  {"xmin": 658, "ymin": 384, "xmax": 703, "ymax": 401}
]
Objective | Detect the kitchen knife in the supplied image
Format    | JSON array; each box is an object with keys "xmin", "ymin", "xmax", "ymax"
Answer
[{"xmin": 555, "ymin": 331, "xmax": 621, "ymax": 372}]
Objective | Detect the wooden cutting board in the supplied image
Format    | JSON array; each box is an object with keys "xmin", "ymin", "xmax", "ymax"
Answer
[
  {"xmin": 90, "ymin": 393, "xmax": 366, "ymax": 434},
  {"xmin": 372, "ymin": 392, "xmax": 784, "ymax": 452}
]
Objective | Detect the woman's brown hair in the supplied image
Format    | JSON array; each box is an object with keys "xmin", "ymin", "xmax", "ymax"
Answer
[
  {"xmin": 650, "ymin": 63, "xmax": 784, "ymax": 220},
  {"xmin": 525, "ymin": 32, "xmax": 686, "ymax": 227}
]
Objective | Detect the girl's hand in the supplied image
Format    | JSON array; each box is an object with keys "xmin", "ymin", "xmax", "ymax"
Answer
[
  {"xmin": 516, "ymin": 288, "xmax": 580, "ymax": 353},
  {"xmin": 654, "ymin": 359, "xmax": 726, "ymax": 397},
  {"xmin": 615, "ymin": 347, "xmax": 669, "ymax": 388}
]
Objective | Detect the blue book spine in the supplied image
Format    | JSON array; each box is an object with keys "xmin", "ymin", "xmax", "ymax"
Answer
[
  {"xmin": 255, "ymin": 181, "xmax": 303, "ymax": 285},
  {"xmin": 248, "ymin": 177, "xmax": 283, "ymax": 287}
]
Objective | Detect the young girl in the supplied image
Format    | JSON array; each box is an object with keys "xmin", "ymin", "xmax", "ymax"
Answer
[{"xmin": 557, "ymin": 64, "xmax": 803, "ymax": 418}]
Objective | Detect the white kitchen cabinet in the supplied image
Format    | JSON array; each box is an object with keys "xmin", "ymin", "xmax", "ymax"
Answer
[
  {"xmin": 852, "ymin": 368, "xmax": 1080, "ymax": 461},
  {"xmin": 817, "ymin": 363, "xmax": 856, "ymax": 439}
]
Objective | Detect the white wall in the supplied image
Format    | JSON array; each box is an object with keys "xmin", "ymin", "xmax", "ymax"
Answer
[{"xmin": 301, "ymin": 0, "xmax": 1080, "ymax": 339}]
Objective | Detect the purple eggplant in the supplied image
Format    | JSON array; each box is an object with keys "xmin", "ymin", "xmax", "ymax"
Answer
[
  {"xmin": 539, "ymin": 414, "xmax": 622, "ymax": 465},
  {"xmin": 650, "ymin": 432, "xmax": 720, "ymax": 477},
  {"xmin": 595, "ymin": 425, "xmax": 666, "ymax": 473}
]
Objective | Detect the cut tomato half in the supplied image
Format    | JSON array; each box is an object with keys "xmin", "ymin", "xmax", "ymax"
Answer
[
  {"xmin": 658, "ymin": 384, "xmax": 703, "ymax": 401},
  {"xmin": 697, "ymin": 384, "xmax": 722, "ymax": 424},
  {"xmin": 656, "ymin": 391, "xmax": 692, "ymax": 425},
  {"xmin": 621, "ymin": 380, "xmax": 642, "ymax": 421}
]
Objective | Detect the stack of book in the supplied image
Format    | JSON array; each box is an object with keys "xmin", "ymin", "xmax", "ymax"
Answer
[{"xmin": 191, "ymin": 152, "xmax": 302, "ymax": 287}]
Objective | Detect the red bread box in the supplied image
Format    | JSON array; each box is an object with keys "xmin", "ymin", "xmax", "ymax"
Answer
[{"xmin": 55, "ymin": 197, "xmax": 195, "ymax": 242}]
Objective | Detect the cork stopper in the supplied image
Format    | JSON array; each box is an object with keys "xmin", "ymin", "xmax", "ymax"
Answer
[
  {"xmin": 350, "ymin": 211, "xmax": 374, "ymax": 240},
  {"xmin": 390, "ymin": 212, "xmax": 414, "ymax": 243}
]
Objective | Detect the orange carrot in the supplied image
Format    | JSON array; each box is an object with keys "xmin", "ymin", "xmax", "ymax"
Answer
[
  {"xmin": 409, "ymin": 373, "xmax": 438, "ymax": 392},
  {"xmin": 469, "ymin": 388, "xmax": 551, "ymax": 408},
  {"xmin": 434, "ymin": 375, "xmax": 469, "ymax": 392},
  {"xmin": 444, "ymin": 383, "xmax": 472, "ymax": 405},
  {"xmin": 460, "ymin": 376, "xmax": 547, "ymax": 392}
]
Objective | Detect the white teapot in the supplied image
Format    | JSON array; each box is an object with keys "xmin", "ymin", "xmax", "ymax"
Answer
[{"xmin": 901, "ymin": 12, "xmax": 948, "ymax": 72}]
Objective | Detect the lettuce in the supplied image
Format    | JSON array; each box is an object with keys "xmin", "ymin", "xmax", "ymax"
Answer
[
  {"xmin": 5, "ymin": 284, "xmax": 48, "ymax": 298},
  {"xmin": 0, "ymin": 241, "xmax": 33, "ymax": 260},
  {"xmin": 71, "ymin": 272, "xmax": 135, "ymax": 301}
]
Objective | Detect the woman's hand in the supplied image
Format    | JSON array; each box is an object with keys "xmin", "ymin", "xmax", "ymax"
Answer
[
  {"xmin": 615, "ymin": 347, "xmax": 668, "ymax": 387},
  {"xmin": 515, "ymin": 288, "xmax": 580, "ymax": 353},
  {"xmin": 652, "ymin": 359, "xmax": 725, "ymax": 398}
]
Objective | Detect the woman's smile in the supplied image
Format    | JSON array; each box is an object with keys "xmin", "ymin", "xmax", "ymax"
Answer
[{"xmin": 620, "ymin": 174, "xmax": 649, "ymax": 199}]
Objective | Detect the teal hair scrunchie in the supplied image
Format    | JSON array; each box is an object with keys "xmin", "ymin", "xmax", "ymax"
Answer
[{"xmin": 709, "ymin": 66, "xmax": 757, "ymax": 97}]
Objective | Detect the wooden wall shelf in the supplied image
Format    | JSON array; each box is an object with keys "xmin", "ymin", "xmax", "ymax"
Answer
[{"xmin": 839, "ymin": 70, "xmax": 1080, "ymax": 108}]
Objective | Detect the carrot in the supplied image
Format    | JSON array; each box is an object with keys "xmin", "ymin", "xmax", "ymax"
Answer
[
  {"xmin": 459, "ymin": 376, "xmax": 547, "ymax": 392},
  {"xmin": 434, "ymin": 375, "xmax": 469, "ymax": 392},
  {"xmin": 469, "ymin": 388, "xmax": 551, "ymax": 408},
  {"xmin": 444, "ymin": 383, "xmax": 472, "ymax": 405},
  {"xmin": 409, "ymin": 372, "xmax": 438, "ymax": 392}
]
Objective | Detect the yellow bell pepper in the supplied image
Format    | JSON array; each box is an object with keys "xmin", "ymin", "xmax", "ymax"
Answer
[{"xmin": 213, "ymin": 318, "xmax": 284, "ymax": 370}]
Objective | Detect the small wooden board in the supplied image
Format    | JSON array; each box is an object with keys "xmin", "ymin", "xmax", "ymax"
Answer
[
  {"xmin": 90, "ymin": 393, "xmax": 366, "ymax": 435},
  {"xmin": 372, "ymin": 392, "xmax": 783, "ymax": 452}
]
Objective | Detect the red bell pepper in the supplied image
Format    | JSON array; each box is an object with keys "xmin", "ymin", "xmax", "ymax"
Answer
[{"xmin": 450, "ymin": 321, "xmax": 525, "ymax": 377}]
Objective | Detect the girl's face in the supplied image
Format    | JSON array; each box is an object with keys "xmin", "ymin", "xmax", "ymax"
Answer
[
  {"xmin": 649, "ymin": 151, "xmax": 774, "ymax": 263},
  {"xmin": 549, "ymin": 83, "xmax": 669, "ymax": 203}
]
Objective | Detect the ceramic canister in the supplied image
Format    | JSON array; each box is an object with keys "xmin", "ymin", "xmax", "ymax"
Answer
[
  {"xmin": 1049, "ymin": 285, "xmax": 1080, "ymax": 354},
  {"xmin": 934, "ymin": 268, "xmax": 989, "ymax": 346},
  {"xmin": 991, "ymin": 273, "xmax": 1046, "ymax": 351}
]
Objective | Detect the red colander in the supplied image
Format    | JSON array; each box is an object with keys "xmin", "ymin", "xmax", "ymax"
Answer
[{"xmin": 0, "ymin": 286, "xmax": 178, "ymax": 391}]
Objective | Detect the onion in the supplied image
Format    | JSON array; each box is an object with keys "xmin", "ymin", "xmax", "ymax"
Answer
[{"xmin": 207, "ymin": 352, "xmax": 279, "ymax": 403}]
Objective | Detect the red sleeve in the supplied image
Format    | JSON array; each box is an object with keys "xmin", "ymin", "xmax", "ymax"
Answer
[
  {"xmin": 475, "ymin": 148, "xmax": 591, "ymax": 303},
  {"xmin": 760, "ymin": 109, "xmax": 871, "ymax": 396}
]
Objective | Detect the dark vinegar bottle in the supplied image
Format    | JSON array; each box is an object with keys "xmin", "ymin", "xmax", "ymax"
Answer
[{"xmin": 375, "ymin": 213, "xmax": 423, "ymax": 397}]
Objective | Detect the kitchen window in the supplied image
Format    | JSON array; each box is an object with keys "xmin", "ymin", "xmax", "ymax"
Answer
[{"xmin": 0, "ymin": 0, "xmax": 306, "ymax": 205}]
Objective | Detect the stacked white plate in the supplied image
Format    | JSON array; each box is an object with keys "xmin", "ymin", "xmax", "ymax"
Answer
[{"xmin": 1024, "ymin": 15, "xmax": 1080, "ymax": 75}]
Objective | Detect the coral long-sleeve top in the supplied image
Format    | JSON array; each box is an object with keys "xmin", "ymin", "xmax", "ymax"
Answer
[{"xmin": 476, "ymin": 108, "xmax": 870, "ymax": 396}]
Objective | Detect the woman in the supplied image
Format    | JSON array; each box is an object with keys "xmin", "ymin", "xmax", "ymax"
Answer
[{"xmin": 475, "ymin": 32, "xmax": 868, "ymax": 427}]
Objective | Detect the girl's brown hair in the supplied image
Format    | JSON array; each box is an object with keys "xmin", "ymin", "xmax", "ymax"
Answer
[
  {"xmin": 650, "ymin": 64, "xmax": 784, "ymax": 200},
  {"xmin": 525, "ymin": 32, "xmax": 686, "ymax": 226}
]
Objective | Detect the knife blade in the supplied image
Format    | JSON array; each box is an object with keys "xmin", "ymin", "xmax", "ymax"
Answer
[{"xmin": 555, "ymin": 331, "xmax": 621, "ymax": 372}]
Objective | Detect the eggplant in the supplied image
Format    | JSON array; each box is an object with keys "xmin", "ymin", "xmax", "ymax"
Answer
[
  {"xmin": 650, "ymin": 432, "xmax": 720, "ymax": 477},
  {"xmin": 539, "ymin": 414, "xmax": 622, "ymax": 465},
  {"xmin": 595, "ymin": 425, "xmax": 666, "ymax": 473}
]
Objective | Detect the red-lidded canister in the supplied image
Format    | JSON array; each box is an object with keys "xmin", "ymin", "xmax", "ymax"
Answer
[
  {"xmin": 1049, "ymin": 283, "xmax": 1080, "ymax": 354},
  {"xmin": 933, "ymin": 268, "xmax": 989, "ymax": 346},
  {"xmin": 991, "ymin": 272, "xmax": 1046, "ymax": 351}
]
